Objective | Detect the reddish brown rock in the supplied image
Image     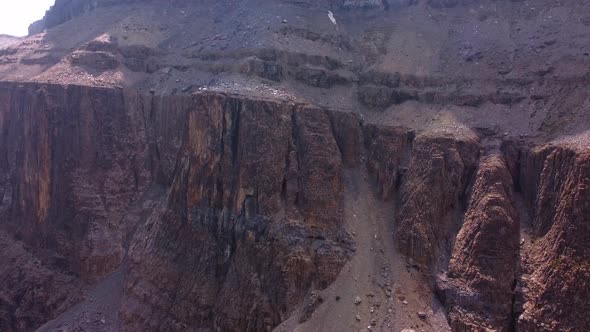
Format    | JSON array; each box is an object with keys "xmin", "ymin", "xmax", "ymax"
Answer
[
  {"xmin": 0, "ymin": 82, "xmax": 151, "ymax": 281},
  {"xmin": 438, "ymin": 154, "xmax": 519, "ymax": 331},
  {"xmin": 363, "ymin": 124, "xmax": 413, "ymax": 200},
  {"xmin": 2, "ymin": 80, "xmax": 588, "ymax": 332},
  {"xmin": 121, "ymin": 93, "xmax": 353, "ymax": 331},
  {"xmin": 0, "ymin": 82, "xmax": 354, "ymax": 331},
  {"xmin": 70, "ymin": 51, "xmax": 119, "ymax": 70},
  {"xmin": 517, "ymin": 145, "xmax": 555, "ymax": 216},
  {"xmin": 327, "ymin": 110, "xmax": 362, "ymax": 168},
  {"xmin": 1, "ymin": 0, "xmax": 588, "ymax": 330},
  {"xmin": 395, "ymin": 130, "xmax": 480, "ymax": 267},
  {"xmin": 0, "ymin": 231, "xmax": 82, "ymax": 332},
  {"xmin": 517, "ymin": 145, "xmax": 590, "ymax": 331}
]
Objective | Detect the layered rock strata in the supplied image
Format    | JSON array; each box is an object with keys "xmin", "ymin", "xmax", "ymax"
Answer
[{"xmin": 0, "ymin": 80, "xmax": 589, "ymax": 331}]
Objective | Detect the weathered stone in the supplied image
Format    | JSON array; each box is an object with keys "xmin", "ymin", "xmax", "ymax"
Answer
[
  {"xmin": 395, "ymin": 130, "xmax": 480, "ymax": 267},
  {"xmin": 120, "ymin": 92, "xmax": 354, "ymax": 331},
  {"xmin": 0, "ymin": 231, "xmax": 82, "ymax": 331},
  {"xmin": 516, "ymin": 146, "xmax": 590, "ymax": 331},
  {"xmin": 70, "ymin": 51, "xmax": 119, "ymax": 70},
  {"xmin": 438, "ymin": 154, "xmax": 519, "ymax": 331},
  {"xmin": 363, "ymin": 124, "xmax": 412, "ymax": 200},
  {"xmin": 0, "ymin": 82, "xmax": 151, "ymax": 282}
]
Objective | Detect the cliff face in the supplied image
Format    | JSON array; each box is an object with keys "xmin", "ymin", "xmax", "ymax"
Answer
[
  {"xmin": 0, "ymin": 231, "xmax": 82, "ymax": 332},
  {"xmin": 122, "ymin": 94, "xmax": 355, "ymax": 331},
  {"xmin": 0, "ymin": 82, "xmax": 150, "ymax": 281},
  {"xmin": 438, "ymin": 154, "xmax": 520, "ymax": 331},
  {"xmin": 29, "ymin": 0, "xmax": 143, "ymax": 35},
  {"xmin": 27, "ymin": 0, "xmax": 411, "ymax": 35},
  {"xmin": 516, "ymin": 146, "xmax": 590, "ymax": 331},
  {"xmin": 0, "ymin": 80, "xmax": 588, "ymax": 331},
  {"xmin": 2, "ymin": 0, "xmax": 590, "ymax": 331},
  {"xmin": 0, "ymin": 82, "xmax": 355, "ymax": 331},
  {"xmin": 395, "ymin": 131, "xmax": 480, "ymax": 267}
]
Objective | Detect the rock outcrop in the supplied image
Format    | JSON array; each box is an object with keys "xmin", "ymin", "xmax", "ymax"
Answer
[
  {"xmin": 0, "ymin": 82, "xmax": 151, "ymax": 281},
  {"xmin": 437, "ymin": 154, "xmax": 519, "ymax": 331},
  {"xmin": 0, "ymin": 231, "xmax": 82, "ymax": 332},
  {"xmin": 1, "ymin": 0, "xmax": 590, "ymax": 330},
  {"xmin": 29, "ymin": 0, "xmax": 140, "ymax": 35},
  {"xmin": 395, "ymin": 130, "xmax": 479, "ymax": 268},
  {"xmin": 363, "ymin": 124, "xmax": 413, "ymax": 200},
  {"xmin": 516, "ymin": 145, "xmax": 590, "ymax": 331},
  {"xmin": 121, "ymin": 94, "xmax": 354, "ymax": 331},
  {"xmin": 0, "ymin": 79, "xmax": 589, "ymax": 331},
  {"xmin": 0, "ymin": 82, "xmax": 358, "ymax": 331}
]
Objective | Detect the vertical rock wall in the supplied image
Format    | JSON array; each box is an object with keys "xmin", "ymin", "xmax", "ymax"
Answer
[
  {"xmin": 0, "ymin": 81, "xmax": 588, "ymax": 331},
  {"xmin": 517, "ymin": 146, "xmax": 590, "ymax": 331},
  {"xmin": 121, "ymin": 94, "xmax": 354, "ymax": 331},
  {"xmin": 438, "ymin": 154, "xmax": 519, "ymax": 331},
  {"xmin": 0, "ymin": 82, "xmax": 151, "ymax": 281},
  {"xmin": 395, "ymin": 131, "xmax": 480, "ymax": 268}
]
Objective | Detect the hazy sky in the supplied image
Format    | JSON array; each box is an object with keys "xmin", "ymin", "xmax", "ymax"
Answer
[{"xmin": 0, "ymin": 0, "xmax": 55, "ymax": 36}]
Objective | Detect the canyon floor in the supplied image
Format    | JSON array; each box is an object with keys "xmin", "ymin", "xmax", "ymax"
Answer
[{"xmin": 1, "ymin": 0, "xmax": 589, "ymax": 331}]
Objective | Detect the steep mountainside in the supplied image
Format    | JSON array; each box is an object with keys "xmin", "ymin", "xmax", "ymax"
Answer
[{"xmin": 1, "ymin": 0, "xmax": 589, "ymax": 331}]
